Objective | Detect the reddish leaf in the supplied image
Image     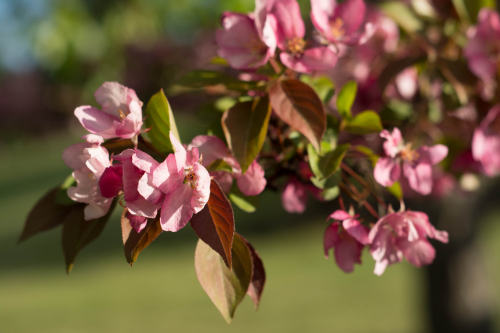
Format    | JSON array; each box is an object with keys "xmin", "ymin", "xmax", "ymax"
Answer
[
  {"xmin": 121, "ymin": 210, "xmax": 162, "ymax": 265},
  {"xmin": 240, "ymin": 236, "xmax": 266, "ymax": 309},
  {"xmin": 269, "ymin": 79, "xmax": 326, "ymax": 150},
  {"xmin": 194, "ymin": 233, "xmax": 252, "ymax": 323},
  {"xmin": 221, "ymin": 97, "xmax": 271, "ymax": 172},
  {"xmin": 19, "ymin": 187, "xmax": 74, "ymax": 242},
  {"xmin": 62, "ymin": 201, "xmax": 115, "ymax": 273},
  {"xmin": 191, "ymin": 179, "xmax": 235, "ymax": 267}
]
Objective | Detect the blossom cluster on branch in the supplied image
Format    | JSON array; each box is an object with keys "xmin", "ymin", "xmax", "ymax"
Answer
[{"xmin": 20, "ymin": 0, "xmax": 500, "ymax": 322}]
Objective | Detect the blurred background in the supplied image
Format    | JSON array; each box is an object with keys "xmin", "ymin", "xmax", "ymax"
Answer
[{"xmin": 1, "ymin": 0, "xmax": 499, "ymax": 332}]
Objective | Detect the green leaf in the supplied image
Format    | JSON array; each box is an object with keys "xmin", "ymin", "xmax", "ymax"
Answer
[
  {"xmin": 381, "ymin": 1, "xmax": 422, "ymax": 33},
  {"xmin": 19, "ymin": 187, "xmax": 75, "ymax": 242},
  {"xmin": 387, "ymin": 181, "xmax": 403, "ymax": 200},
  {"xmin": 321, "ymin": 185, "xmax": 340, "ymax": 201},
  {"xmin": 344, "ymin": 111, "xmax": 383, "ymax": 135},
  {"xmin": 269, "ymin": 79, "xmax": 326, "ymax": 151},
  {"xmin": 311, "ymin": 171, "xmax": 341, "ymax": 190},
  {"xmin": 318, "ymin": 144, "xmax": 351, "ymax": 179},
  {"xmin": 194, "ymin": 233, "xmax": 253, "ymax": 323},
  {"xmin": 307, "ymin": 144, "xmax": 322, "ymax": 178},
  {"xmin": 144, "ymin": 89, "xmax": 180, "ymax": 154},
  {"xmin": 354, "ymin": 145, "xmax": 379, "ymax": 166},
  {"xmin": 177, "ymin": 70, "xmax": 255, "ymax": 91},
  {"xmin": 55, "ymin": 175, "xmax": 76, "ymax": 206},
  {"xmin": 207, "ymin": 159, "xmax": 234, "ymax": 173},
  {"xmin": 222, "ymin": 97, "xmax": 271, "ymax": 172},
  {"xmin": 300, "ymin": 75, "xmax": 335, "ymax": 103},
  {"xmin": 62, "ymin": 200, "xmax": 116, "ymax": 273},
  {"xmin": 336, "ymin": 81, "xmax": 357, "ymax": 120},
  {"xmin": 229, "ymin": 188, "xmax": 259, "ymax": 213}
]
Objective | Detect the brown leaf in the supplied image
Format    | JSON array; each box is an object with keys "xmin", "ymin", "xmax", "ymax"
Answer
[
  {"xmin": 221, "ymin": 97, "xmax": 271, "ymax": 172},
  {"xmin": 102, "ymin": 138, "xmax": 135, "ymax": 155},
  {"xmin": 19, "ymin": 187, "xmax": 74, "ymax": 243},
  {"xmin": 269, "ymin": 79, "xmax": 326, "ymax": 150},
  {"xmin": 121, "ymin": 209, "xmax": 162, "ymax": 265},
  {"xmin": 62, "ymin": 201, "xmax": 115, "ymax": 273},
  {"xmin": 191, "ymin": 179, "xmax": 235, "ymax": 267},
  {"xmin": 194, "ymin": 234, "xmax": 252, "ymax": 323},
  {"xmin": 240, "ymin": 235, "xmax": 266, "ymax": 309}
]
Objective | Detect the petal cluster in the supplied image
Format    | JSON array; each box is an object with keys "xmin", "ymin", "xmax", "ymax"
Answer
[
  {"xmin": 75, "ymin": 82, "xmax": 143, "ymax": 139},
  {"xmin": 374, "ymin": 127, "xmax": 448, "ymax": 195},
  {"xmin": 323, "ymin": 210, "xmax": 370, "ymax": 273},
  {"xmin": 369, "ymin": 211, "xmax": 448, "ymax": 275},
  {"xmin": 189, "ymin": 135, "xmax": 266, "ymax": 196},
  {"xmin": 152, "ymin": 133, "xmax": 211, "ymax": 232},
  {"xmin": 465, "ymin": 9, "xmax": 500, "ymax": 86},
  {"xmin": 62, "ymin": 135, "xmax": 113, "ymax": 220},
  {"xmin": 472, "ymin": 105, "xmax": 500, "ymax": 176}
]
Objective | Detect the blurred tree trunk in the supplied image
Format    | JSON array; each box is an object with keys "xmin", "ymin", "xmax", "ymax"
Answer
[{"xmin": 423, "ymin": 179, "xmax": 499, "ymax": 333}]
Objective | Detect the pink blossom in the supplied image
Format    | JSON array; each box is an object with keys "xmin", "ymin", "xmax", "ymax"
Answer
[
  {"xmin": 374, "ymin": 127, "xmax": 448, "ymax": 195},
  {"xmin": 74, "ymin": 82, "xmax": 143, "ymax": 139},
  {"xmin": 99, "ymin": 149, "xmax": 163, "ymax": 232},
  {"xmin": 472, "ymin": 105, "xmax": 500, "ymax": 176},
  {"xmin": 216, "ymin": 12, "xmax": 275, "ymax": 70},
  {"xmin": 152, "ymin": 133, "xmax": 211, "ymax": 232},
  {"xmin": 369, "ymin": 210, "xmax": 448, "ymax": 275},
  {"xmin": 311, "ymin": 0, "xmax": 371, "ymax": 46},
  {"xmin": 464, "ymin": 9, "xmax": 500, "ymax": 89},
  {"xmin": 324, "ymin": 210, "xmax": 369, "ymax": 273},
  {"xmin": 189, "ymin": 135, "xmax": 266, "ymax": 196},
  {"xmin": 259, "ymin": 0, "xmax": 338, "ymax": 73},
  {"xmin": 62, "ymin": 134, "xmax": 113, "ymax": 220},
  {"xmin": 281, "ymin": 178, "xmax": 308, "ymax": 213},
  {"xmin": 385, "ymin": 66, "xmax": 418, "ymax": 100}
]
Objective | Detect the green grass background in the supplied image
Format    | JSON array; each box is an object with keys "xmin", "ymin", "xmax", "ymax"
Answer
[{"xmin": 1, "ymin": 126, "xmax": 499, "ymax": 333}]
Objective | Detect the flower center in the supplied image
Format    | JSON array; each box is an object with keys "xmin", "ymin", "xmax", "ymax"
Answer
[
  {"xmin": 330, "ymin": 18, "xmax": 345, "ymax": 39},
  {"xmin": 117, "ymin": 109, "xmax": 127, "ymax": 120},
  {"xmin": 400, "ymin": 143, "xmax": 419, "ymax": 162},
  {"xmin": 183, "ymin": 168, "xmax": 197, "ymax": 189},
  {"xmin": 287, "ymin": 37, "xmax": 306, "ymax": 57}
]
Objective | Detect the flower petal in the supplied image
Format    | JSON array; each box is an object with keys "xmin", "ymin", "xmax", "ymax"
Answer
[{"xmin": 374, "ymin": 157, "xmax": 400, "ymax": 187}]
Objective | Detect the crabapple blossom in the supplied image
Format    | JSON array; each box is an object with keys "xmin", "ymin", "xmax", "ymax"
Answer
[
  {"xmin": 74, "ymin": 82, "xmax": 143, "ymax": 139},
  {"xmin": 369, "ymin": 210, "xmax": 449, "ymax": 275},
  {"xmin": 465, "ymin": 9, "xmax": 500, "ymax": 96},
  {"xmin": 323, "ymin": 210, "xmax": 369, "ymax": 273},
  {"xmin": 189, "ymin": 135, "xmax": 266, "ymax": 196},
  {"xmin": 374, "ymin": 127, "xmax": 448, "ymax": 195},
  {"xmin": 216, "ymin": 12, "xmax": 275, "ymax": 70},
  {"xmin": 152, "ymin": 133, "xmax": 211, "ymax": 232},
  {"xmin": 99, "ymin": 149, "xmax": 163, "ymax": 233},
  {"xmin": 472, "ymin": 105, "xmax": 500, "ymax": 176},
  {"xmin": 311, "ymin": 0, "xmax": 372, "ymax": 46},
  {"xmin": 258, "ymin": 0, "xmax": 338, "ymax": 73},
  {"xmin": 62, "ymin": 134, "xmax": 113, "ymax": 220}
]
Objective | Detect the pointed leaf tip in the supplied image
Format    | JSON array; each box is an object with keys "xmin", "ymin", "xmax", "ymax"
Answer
[{"xmin": 194, "ymin": 234, "xmax": 252, "ymax": 323}]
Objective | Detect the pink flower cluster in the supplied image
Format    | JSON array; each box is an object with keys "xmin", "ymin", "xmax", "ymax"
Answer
[
  {"xmin": 324, "ymin": 208, "xmax": 448, "ymax": 275},
  {"xmin": 374, "ymin": 127, "xmax": 448, "ymax": 195},
  {"xmin": 63, "ymin": 82, "xmax": 266, "ymax": 233},
  {"xmin": 216, "ymin": 0, "xmax": 371, "ymax": 74}
]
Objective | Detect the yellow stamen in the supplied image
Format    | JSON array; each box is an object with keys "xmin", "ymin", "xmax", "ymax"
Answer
[
  {"xmin": 330, "ymin": 18, "xmax": 345, "ymax": 39},
  {"xmin": 287, "ymin": 37, "xmax": 306, "ymax": 57}
]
